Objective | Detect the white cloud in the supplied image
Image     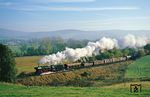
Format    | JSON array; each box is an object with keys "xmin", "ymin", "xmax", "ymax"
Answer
[
  {"xmin": 24, "ymin": 0, "xmax": 95, "ymax": 4},
  {"xmin": 117, "ymin": 17, "xmax": 150, "ymax": 20},
  {"xmin": 48, "ymin": 7, "xmax": 139, "ymax": 11},
  {"xmin": 47, "ymin": 0, "xmax": 96, "ymax": 2},
  {"xmin": 0, "ymin": 1, "xmax": 139, "ymax": 12},
  {"xmin": 15, "ymin": 6, "xmax": 140, "ymax": 11},
  {"xmin": 0, "ymin": 0, "xmax": 95, "ymax": 7}
]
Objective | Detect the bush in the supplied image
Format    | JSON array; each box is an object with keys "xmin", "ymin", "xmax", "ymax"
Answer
[
  {"xmin": 144, "ymin": 44, "xmax": 150, "ymax": 54},
  {"xmin": 80, "ymin": 72, "xmax": 91, "ymax": 77},
  {"xmin": 17, "ymin": 72, "xmax": 35, "ymax": 78}
]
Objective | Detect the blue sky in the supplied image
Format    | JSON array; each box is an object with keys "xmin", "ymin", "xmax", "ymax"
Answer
[{"xmin": 0, "ymin": 0, "xmax": 150, "ymax": 32}]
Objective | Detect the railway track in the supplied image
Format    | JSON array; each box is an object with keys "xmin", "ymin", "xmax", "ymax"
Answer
[{"xmin": 39, "ymin": 60, "xmax": 133, "ymax": 75}]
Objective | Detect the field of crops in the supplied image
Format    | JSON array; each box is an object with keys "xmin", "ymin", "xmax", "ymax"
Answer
[
  {"xmin": 15, "ymin": 56, "xmax": 42, "ymax": 74},
  {"xmin": 125, "ymin": 55, "xmax": 150, "ymax": 78},
  {"xmin": 0, "ymin": 81, "xmax": 150, "ymax": 97}
]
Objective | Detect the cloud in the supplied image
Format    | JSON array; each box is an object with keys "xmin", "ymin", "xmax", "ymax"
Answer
[
  {"xmin": 48, "ymin": 7, "xmax": 139, "ymax": 11},
  {"xmin": 18, "ymin": 0, "xmax": 95, "ymax": 4},
  {"xmin": 0, "ymin": 0, "xmax": 95, "ymax": 8},
  {"xmin": 44, "ymin": 0, "xmax": 96, "ymax": 3},
  {"xmin": 15, "ymin": 6, "xmax": 140, "ymax": 11},
  {"xmin": 0, "ymin": 1, "xmax": 139, "ymax": 12},
  {"xmin": 117, "ymin": 17, "xmax": 150, "ymax": 20}
]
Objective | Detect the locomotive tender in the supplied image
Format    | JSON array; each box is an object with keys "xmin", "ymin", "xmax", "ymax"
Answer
[{"xmin": 34, "ymin": 56, "xmax": 131, "ymax": 75}]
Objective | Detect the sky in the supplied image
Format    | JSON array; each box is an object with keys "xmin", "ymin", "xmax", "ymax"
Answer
[{"xmin": 0, "ymin": 0, "xmax": 150, "ymax": 32}]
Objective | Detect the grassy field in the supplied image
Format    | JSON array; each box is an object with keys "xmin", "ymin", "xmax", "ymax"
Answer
[
  {"xmin": 15, "ymin": 56, "xmax": 42, "ymax": 74},
  {"xmin": 3, "ymin": 55, "xmax": 149, "ymax": 97},
  {"xmin": 0, "ymin": 82, "xmax": 150, "ymax": 97},
  {"xmin": 17, "ymin": 61, "xmax": 132, "ymax": 86},
  {"xmin": 125, "ymin": 55, "xmax": 150, "ymax": 78},
  {"xmin": 15, "ymin": 55, "xmax": 150, "ymax": 86}
]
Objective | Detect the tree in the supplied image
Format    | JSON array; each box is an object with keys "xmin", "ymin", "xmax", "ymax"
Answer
[
  {"xmin": 144, "ymin": 44, "xmax": 150, "ymax": 54},
  {"xmin": 0, "ymin": 44, "xmax": 16, "ymax": 82},
  {"xmin": 122, "ymin": 48, "xmax": 130, "ymax": 56},
  {"xmin": 20, "ymin": 44, "xmax": 27, "ymax": 56},
  {"xmin": 39, "ymin": 38, "xmax": 52, "ymax": 55},
  {"xmin": 109, "ymin": 48, "xmax": 123, "ymax": 58},
  {"xmin": 137, "ymin": 49, "xmax": 146, "ymax": 58},
  {"xmin": 52, "ymin": 37, "xmax": 66, "ymax": 53},
  {"xmin": 88, "ymin": 55, "xmax": 96, "ymax": 62},
  {"xmin": 95, "ymin": 51, "xmax": 111, "ymax": 60}
]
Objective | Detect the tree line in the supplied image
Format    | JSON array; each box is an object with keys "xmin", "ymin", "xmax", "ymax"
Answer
[
  {"xmin": 78, "ymin": 44, "xmax": 150, "ymax": 63},
  {"xmin": 8, "ymin": 37, "xmax": 89, "ymax": 57},
  {"xmin": 6, "ymin": 37, "xmax": 150, "ymax": 59}
]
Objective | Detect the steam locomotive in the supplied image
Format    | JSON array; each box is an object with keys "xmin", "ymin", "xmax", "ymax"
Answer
[{"xmin": 34, "ymin": 56, "xmax": 131, "ymax": 75}]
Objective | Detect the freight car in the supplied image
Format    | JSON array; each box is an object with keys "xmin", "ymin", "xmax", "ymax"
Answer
[
  {"xmin": 64, "ymin": 63, "xmax": 81, "ymax": 70},
  {"xmin": 34, "ymin": 56, "xmax": 131, "ymax": 75}
]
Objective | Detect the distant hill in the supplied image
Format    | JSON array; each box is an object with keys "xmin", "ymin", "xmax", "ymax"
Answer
[
  {"xmin": 0, "ymin": 28, "xmax": 30, "ymax": 40},
  {"xmin": 0, "ymin": 28, "xmax": 150, "ymax": 40}
]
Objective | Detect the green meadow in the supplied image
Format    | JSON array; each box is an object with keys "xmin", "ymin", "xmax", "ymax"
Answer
[
  {"xmin": 1, "ymin": 55, "xmax": 147, "ymax": 97},
  {"xmin": 125, "ymin": 55, "xmax": 150, "ymax": 78},
  {"xmin": 0, "ymin": 82, "xmax": 150, "ymax": 97}
]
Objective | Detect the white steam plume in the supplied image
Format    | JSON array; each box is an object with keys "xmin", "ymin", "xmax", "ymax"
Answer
[
  {"xmin": 39, "ymin": 37, "xmax": 118, "ymax": 65},
  {"xmin": 122, "ymin": 34, "xmax": 149, "ymax": 48},
  {"xmin": 39, "ymin": 34, "xmax": 150, "ymax": 65}
]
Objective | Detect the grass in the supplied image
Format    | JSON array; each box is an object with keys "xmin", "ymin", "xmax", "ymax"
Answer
[
  {"xmin": 15, "ymin": 56, "xmax": 42, "ymax": 74},
  {"xmin": 17, "ymin": 61, "xmax": 132, "ymax": 86},
  {"xmin": 4, "ymin": 56, "xmax": 149, "ymax": 97},
  {"xmin": 15, "ymin": 56, "xmax": 133, "ymax": 86},
  {"xmin": 0, "ymin": 81, "xmax": 150, "ymax": 97},
  {"xmin": 15, "ymin": 55, "xmax": 150, "ymax": 79},
  {"xmin": 125, "ymin": 55, "xmax": 150, "ymax": 78}
]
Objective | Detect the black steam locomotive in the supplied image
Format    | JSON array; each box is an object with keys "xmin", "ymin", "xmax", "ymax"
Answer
[{"xmin": 34, "ymin": 56, "xmax": 131, "ymax": 75}]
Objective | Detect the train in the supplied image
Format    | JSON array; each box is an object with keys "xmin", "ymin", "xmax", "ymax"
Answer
[{"xmin": 34, "ymin": 56, "xmax": 131, "ymax": 75}]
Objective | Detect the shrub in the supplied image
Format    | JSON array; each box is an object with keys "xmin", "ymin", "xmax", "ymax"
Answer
[{"xmin": 80, "ymin": 72, "xmax": 91, "ymax": 77}]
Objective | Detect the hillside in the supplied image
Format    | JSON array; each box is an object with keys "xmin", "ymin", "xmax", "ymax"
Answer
[
  {"xmin": 0, "ymin": 28, "xmax": 29, "ymax": 40},
  {"xmin": 15, "ymin": 55, "xmax": 150, "ymax": 86},
  {"xmin": 125, "ymin": 55, "xmax": 150, "ymax": 78},
  {"xmin": 0, "ymin": 82, "xmax": 150, "ymax": 97},
  {"xmin": 17, "ymin": 61, "xmax": 132, "ymax": 86},
  {"xmin": 1, "ymin": 28, "xmax": 150, "ymax": 40}
]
